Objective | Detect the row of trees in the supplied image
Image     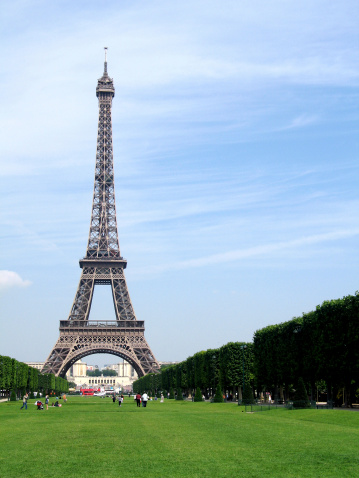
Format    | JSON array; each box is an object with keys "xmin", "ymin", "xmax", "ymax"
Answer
[
  {"xmin": 133, "ymin": 292, "xmax": 359, "ymax": 406},
  {"xmin": 253, "ymin": 292, "xmax": 359, "ymax": 406},
  {"xmin": 133, "ymin": 342, "xmax": 254, "ymax": 402},
  {"xmin": 0, "ymin": 355, "xmax": 69, "ymax": 398},
  {"xmin": 86, "ymin": 369, "xmax": 117, "ymax": 377}
]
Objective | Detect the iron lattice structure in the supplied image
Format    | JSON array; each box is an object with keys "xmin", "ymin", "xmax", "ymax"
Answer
[{"xmin": 42, "ymin": 53, "xmax": 159, "ymax": 378}]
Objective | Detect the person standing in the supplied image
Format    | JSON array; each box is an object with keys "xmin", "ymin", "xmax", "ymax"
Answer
[
  {"xmin": 20, "ymin": 393, "xmax": 28, "ymax": 410},
  {"xmin": 45, "ymin": 394, "xmax": 49, "ymax": 410},
  {"xmin": 160, "ymin": 393, "xmax": 164, "ymax": 403},
  {"xmin": 141, "ymin": 392, "xmax": 148, "ymax": 408},
  {"xmin": 136, "ymin": 393, "xmax": 141, "ymax": 407}
]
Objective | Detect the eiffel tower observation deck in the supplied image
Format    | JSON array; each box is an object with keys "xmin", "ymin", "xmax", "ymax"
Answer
[{"xmin": 42, "ymin": 49, "xmax": 159, "ymax": 378}]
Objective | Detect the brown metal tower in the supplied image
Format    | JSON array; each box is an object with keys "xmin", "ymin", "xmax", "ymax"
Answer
[{"xmin": 42, "ymin": 49, "xmax": 159, "ymax": 378}]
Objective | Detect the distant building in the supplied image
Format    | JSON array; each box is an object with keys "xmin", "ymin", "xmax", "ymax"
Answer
[
  {"xmin": 66, "ymin": 359, "xmax": 138, "ymax": 391},
  {"xmin": 68, "ymin": 360, "xmax": 87, "ymax": 377},
  {"xmin": 25, "ymin": 362, "xmax": 44, "ymax": 371},
  {"xmin": 159, "ymin": 361, "xmax": 179, "ymax": 368},
  {"xmin": 26, "ymin": 359, "xmax": 142, "ymax": 391}
]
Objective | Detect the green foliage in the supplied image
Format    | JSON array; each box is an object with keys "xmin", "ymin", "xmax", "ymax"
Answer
[
  {"xmin": 10, "ymin": 390, "xmax": 16, "ymax": 401},
  {"xmin": 293, "ymin": 377, "xmax": 311, "ymax": 408},
  {"xmin": 169, "ymin": 387, "xmax": 175, "ymax": 399},
  {"xmin": 194, "ymin": 387, "xmax": 203, "ymax": 402},
  {"xmin": 87, "ymin": 369, "xmax": 117, "ymax": 377},
  {"xmin": 0, "ymin": 356, "xmax": 69, "ymax": 397},
  {"xmin": 133, "ymin": 292, "xmax": 359, "ymax": 408},
  {"xmin": 176, "ymin": 388, "xmax": 184, "ymax": 400},
  {"xmin": 242, "ymin": 384, "xmax": 255, "ymax": 405},
  {"xmin": 103, "ymin": 369, "xmax": 117, "ymax": 376},
  {"xmin": 213, "ymin": 384, "xmax": 224, "ymax": 403},
  {"xmin": 253, "ymin": 292, "xmax": 359, "ymax": 406},
  {"xmin": 87, "ymin": 369, "xmax": 102, "ymax": 376}
]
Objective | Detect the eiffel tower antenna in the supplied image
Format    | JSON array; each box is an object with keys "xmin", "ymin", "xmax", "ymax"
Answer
[
  {"xmin": 42, "ymin": 52, "xmax": 159, "ymax": 378},
  {"xmin": 104, "ymin": 47, "xmax": 108, "ymax": 74}
]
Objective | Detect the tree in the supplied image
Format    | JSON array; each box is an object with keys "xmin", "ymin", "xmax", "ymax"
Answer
[
  {"xmin": 194, "ymin": 387, "xmax": 203, "ymax": 402},
  {"xmin": 102, "ymin": 369, "xmax": 117, "ymax": 377},
  {"xmin": 293, "ymin": 377, "xmax": 310, "ymax": 408},
  {"xmin": 242, "ymin": 384, "xmax": 255, "ymax": 404},
  {"xmin": 176, "ymin": 388, "xmax": 184, "ymax": 400},
  {"xmin": 213, "ymin": 384, "xmax": 224, "ymax": 403},
  {"xmin": 87, "ymin": 369, "xmax": 101, "ymax": 377}
]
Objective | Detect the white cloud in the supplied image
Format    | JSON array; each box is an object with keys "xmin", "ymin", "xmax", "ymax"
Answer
[{"xmin": 0, "ymin": 270, "xmax": 32, "ymax": 290}]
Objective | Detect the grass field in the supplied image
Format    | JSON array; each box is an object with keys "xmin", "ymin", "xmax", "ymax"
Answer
[{"xmin": 1, "ymin": 396, "xmax": 358, "ymax": 477}]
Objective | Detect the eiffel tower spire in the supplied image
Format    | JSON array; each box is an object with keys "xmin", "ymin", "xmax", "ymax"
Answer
[
  {"xmin": 42, "ymin": 51, "xmax": 159, "ymax": 377},
  {"xmin": 86, "ymin": 48, "xmax": 120, "ymax": 262}
]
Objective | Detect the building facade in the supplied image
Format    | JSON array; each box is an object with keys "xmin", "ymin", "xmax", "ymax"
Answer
[{"xmin": 27, "ymin": 359, "xmax": 138, "ymax": 391}]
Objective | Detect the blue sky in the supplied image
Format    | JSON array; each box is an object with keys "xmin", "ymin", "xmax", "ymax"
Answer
[{"xmin": 0, "ymin": 0, "xmax": 358, "ymax": 368}]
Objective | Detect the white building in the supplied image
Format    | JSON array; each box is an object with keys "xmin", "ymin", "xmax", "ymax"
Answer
[
  {"xmin": 26, "ymin": 359, "xmax": 138, "ymax": 391},
  {"xmin": 26, "ymin": 362, "xmax": 45, "ymax": 371},
  {"xmin": 66, "ymin": 359, "xmax": 138, "ymax": 391}
]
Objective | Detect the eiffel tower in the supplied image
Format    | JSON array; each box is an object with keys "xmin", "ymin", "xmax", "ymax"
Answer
[{"xmin": 42, "ymin": 49, "xmax": 159, "ymax": 378}]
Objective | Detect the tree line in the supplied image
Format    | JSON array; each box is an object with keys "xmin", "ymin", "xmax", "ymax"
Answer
[
  {"xmin": 0, "ymin": 356, "xmax": 69, "ymax": 399},
  {"xmin": 86, "ymin": 369, "xmax": 117, "ymax": 377},
  {"xmin": 133, "ymin": 292, "xmax": 359, "ymax": 406}
]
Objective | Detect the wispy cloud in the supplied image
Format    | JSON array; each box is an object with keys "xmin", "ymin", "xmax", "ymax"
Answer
[
  {"xmin": 149, "ymin": 228, "xmax": 359, "ymax": 273},
  {"xmin": 280, "ymin": 114, "xmax": 319, "ymax": 130}
]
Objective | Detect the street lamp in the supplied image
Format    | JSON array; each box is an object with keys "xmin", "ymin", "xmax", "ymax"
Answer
[{"xmin": 238, "ymin": 345, "xmax": 247, "ymax": 405}]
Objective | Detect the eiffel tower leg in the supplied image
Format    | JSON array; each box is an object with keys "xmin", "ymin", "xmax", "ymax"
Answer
[
  {"xmin": 68, "ymin": 267, "xmax": 95, "ymax": 321},
  {"xmin": 42, "ymin": 269, "xmax": 95, "ymax": 374},
  {"xmin": 111, "ymin": 270, "xmax": 136, "ymax": 321},
  {"xmin": 111, "ymin": 273, "xmax": 159, "ymax": 374}
]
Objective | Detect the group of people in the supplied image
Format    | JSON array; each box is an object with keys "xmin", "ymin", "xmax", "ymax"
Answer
[
  {"xmin": 134, "ymin": 392, "xmax": 164, "ymax": 407},
  {"xmin": 20, "ymin": 393, "xmax": 67, "ymax": 411},
  {"xmin": 135, "ymin": 392, "xmax": 148, "ymax": 407}
]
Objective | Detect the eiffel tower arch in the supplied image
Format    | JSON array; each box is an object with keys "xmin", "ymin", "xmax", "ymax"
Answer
[{"xmin": 42, "ymin": 49, "xmax": 159, "ymax": 378}]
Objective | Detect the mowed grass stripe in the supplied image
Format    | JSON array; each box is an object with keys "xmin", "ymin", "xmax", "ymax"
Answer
[{"xmin": 1, "ymin": 397, "xmax": 358, "ymax": 477}]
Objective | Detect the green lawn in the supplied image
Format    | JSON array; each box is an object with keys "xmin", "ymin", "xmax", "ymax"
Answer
[{"xmin": 1, "ymin": 396, "xmax": 358, "ymax": 477}]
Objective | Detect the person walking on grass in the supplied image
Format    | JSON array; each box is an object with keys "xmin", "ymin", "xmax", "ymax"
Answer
[
  {"xmin": 136, "ymin": 393, "xmax": 141, "ymax": 407},
  {"xmin": 20, "ymin": 393, "xmax": 28, "ymax": 410},
  {"xmin": 141, "ymin": 392, "xmax": 148, "ymax": 408},
  {"xmin": 45, "ymin": 394, "xmax": 49, "ymax": 410}
]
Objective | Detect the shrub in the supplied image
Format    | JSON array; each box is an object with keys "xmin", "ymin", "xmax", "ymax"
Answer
[
  {"xmin": 213, "ymin": 384, "xmax": 224, "ymax": 403},
  {"xmin": 168, "ymin": 387, "xmax": 175, "ymax": 399},
  {"xmin": 10, "ymin": 390, "xmax": 16, "ymax": 401},
  {"xmin": 194, "ymin": 387, "xmax": 203, "ymax": 402},
  {"xmin": 176, "ymin": 388, "xmax": 184, "ymax": 400},
  {"xmin": 242, "ymin": 384, "xmax": 255, "ymax": 405},
  {"xmin": 293, "ymin": 377, "xmax": 311, "ymax": 408}
]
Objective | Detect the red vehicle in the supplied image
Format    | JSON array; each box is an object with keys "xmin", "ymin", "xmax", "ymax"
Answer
[{"xmin": 80, "ymin": 388, "xmax": 95, "ymax": 396}]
